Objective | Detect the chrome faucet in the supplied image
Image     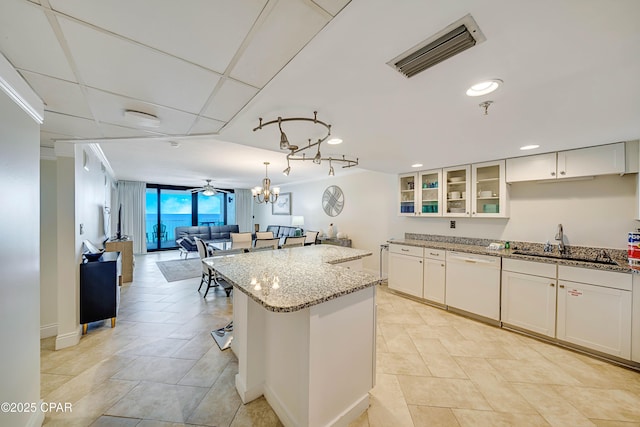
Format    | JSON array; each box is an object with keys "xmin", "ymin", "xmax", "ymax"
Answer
[{"xmin": 555, "ymin": 224, "xmax": 565, "ymax": 255}]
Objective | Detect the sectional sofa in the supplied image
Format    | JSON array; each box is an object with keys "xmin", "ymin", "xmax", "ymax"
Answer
[{"xmin": 175, "ymin": 224, "xmax": 239, "ymax": 257}]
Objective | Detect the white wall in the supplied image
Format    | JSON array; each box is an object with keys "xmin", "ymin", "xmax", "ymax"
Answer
[
  {"xmin": 0, "ymin": 90, "xmax": 42, "ymax": 427},
  {"xmin": 254, "ymin": 170, "xmax": 397, "ymax": 275},
  {"xmin": 40, "ymin": 159, "xmax": 58, "ymax": 338}
]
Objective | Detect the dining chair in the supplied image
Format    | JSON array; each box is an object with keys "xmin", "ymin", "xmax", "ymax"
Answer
[
  {"xmin": 304, "ymin": 230, "xmax": 319, "ymax": 245},
  {"xmin": 254, "ymin": 238, "xmax": 279, "ymax": 250},
  {"xmin": 256, "ymin": 231, "xmax": 274, "ymax": 240},
  {"xmin": 282, "ymin": 236, "xmax": 306, "ymax": 248},
  {"xmin": 194, "ymin": 237, "xmax": 218, "ymax": 297},
  {"xmin": 230, "ymin": 232, "xmax": 252, "ymax": 250}
]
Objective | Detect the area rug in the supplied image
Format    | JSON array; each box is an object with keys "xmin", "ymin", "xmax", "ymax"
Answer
[{"xmin": 156, "ymin": 258, "xmax": 201, "ymax": 282}]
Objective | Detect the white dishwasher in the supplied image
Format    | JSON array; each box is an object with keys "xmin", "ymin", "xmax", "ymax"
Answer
[{"xmin": 445, "ymin": 251, "xmax": 501, "ymax": 321}]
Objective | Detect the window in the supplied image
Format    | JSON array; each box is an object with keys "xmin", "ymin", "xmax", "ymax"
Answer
[{"xmin": 146, "ymin": 185, "xmax": 235, "ymax": 251}]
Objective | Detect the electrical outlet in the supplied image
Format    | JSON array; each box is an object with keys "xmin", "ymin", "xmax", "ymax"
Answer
[
  {"xmin": 79, "ymin": 223, "xmax": 84, "ymax": 234},
  {"xmin": 450, "ymin": 220, "xmax": 456, "ymax": 229}
]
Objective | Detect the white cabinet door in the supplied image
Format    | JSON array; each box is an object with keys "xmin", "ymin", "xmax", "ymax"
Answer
[
  {"xmin": 471, "ymin": 160, "xmax": 508, "ymax": 218},
  {"xmin": 417, "ymin": 169, "xmax": 443, "ymax": 216},
  {"xmin": 501, "ymin": 270, "xmax": 556, "ymax": 337},
  {"xmin": 398, "ymin": 173, "xmax": 418, "ymax": 216},
  {"xmin": 388, "ymin": 252, "xmax": 423, "ymax": 298},
  {"xmin": 633, "ymin": 275, "xmax": 640, "ymax": 363},
  {"xmin": 443, "ymin": 165, "xmax": 471, "ymax": 217},
  {"xmin": 506, "ymin": 152, "xmax": 557, "ymax": 182},
  {"xmin": 557, "ymin": 280, "xmax": 632, "ymax": 359},
  {"xmin": 423, "ymin": 257, "xmax": 445, "ymax": 304},
  {"xmin": 558, "ymin": 143, "xmax": 625, "ymax": 178}
]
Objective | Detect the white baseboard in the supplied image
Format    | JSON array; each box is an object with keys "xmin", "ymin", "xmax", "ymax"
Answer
[
  {"xmin": 55, "ymin": 326, "xmax": 81, "ymax": 350},
  {"xmin": 263, "ymin": 383, "xmax": 298, "ymax": 427},
  {"xmin": 325, "ymin": 394, "xmax": 369, "ymax": 427},
  {"xmin": 25, "ymin": 401, "xmax": 44, "ymax": 427},
  {"xmin": 40, "ymin": 323, "xmax": 57, "ymax": 339}
]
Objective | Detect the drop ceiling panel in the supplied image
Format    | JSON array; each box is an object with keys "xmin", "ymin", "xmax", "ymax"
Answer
[
  {"xmin": 202, "ymin": 79, "xmax": 259, "ymax": 122},
  {"xmin": 188, "ymin": 116, "xmax": 225, "ymax": 135},
  {"xmin": 230, "ymin": 0, "xmax": 330, "ymax": 88},
  {"xmin": 97, "ymin": 122, "xmax": 164, "ymax": 139},
  {"xmin": 311, "ymin": 0, "xmax": 351, "ymax": 16},
  {"xmin": 42, "ymin": 112, "xmax": 103, "ymax": 139},
  {"xmin": 48, "ymin": 0, "xmax": 268, "ymax": 73},
  {"xmin": 0, "ymin": 0, "xmax": 76, "ymax": 81},
  {"xmin": 57, "ymin": 16, "xmax": 221, "ymax": 114},
  {"xmin": 85, "ymin": 88, "xmax": 200, "ymax": 136},
  {"xmin": 20, "ymin": 70, "xmax": 93, "ymax": 119}
]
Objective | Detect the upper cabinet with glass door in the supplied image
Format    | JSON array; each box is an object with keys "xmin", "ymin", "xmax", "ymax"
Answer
[
  {"xmin": 398, "ymin": 173, "xmax": 417, "ymax": 216},
  {"xmin": 418, "ymin": 169, "xmax": 442, "ymax": 216},
  {"xmin": 471, "ymin": 160, "xmax": 508, "ymax": 218},
  {"xmin": 442, "ymin": 165, "xmax": 471, "ymax": 217}
]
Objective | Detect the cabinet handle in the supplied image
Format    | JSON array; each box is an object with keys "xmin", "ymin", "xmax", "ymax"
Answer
[
  {"xmin": 401, "ymin": 248, "xmax": 409, "ymax": 252},
  {"xmin": 560, "ymin": 171, "xmax": 566, "ymax": 175},
  {"xmin": 550, "ymin": 283, "xmax": 555, "ymax": 287},
  {"xmin": 551, "ymin": 172, "xmax": 556, "ymax": 176},
  {"xmin": 559, "ymin": 284, "xmax": 565, "ymax": 288},
  {"xmin": 419, "ymin": 260, "xmax": 422, "ymax": 263},
  {"xmin": 429, "ymin": 252, "xmax": 439, "ymax": 256},
  {"xmin": 441, "ymin": 264, "xmax": 445, "ymax": 267}
]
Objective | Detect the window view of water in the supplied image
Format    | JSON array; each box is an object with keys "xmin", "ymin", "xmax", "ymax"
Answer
[{"xmin": 146, "ymin": 186, "xmax": 235, "ymax": 250}]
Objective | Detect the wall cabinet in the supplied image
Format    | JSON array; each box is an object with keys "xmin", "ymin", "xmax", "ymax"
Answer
[
  {"xmin": 506, "ymin": 142, "xmax": 625, "ymax": 182},
  {"xmin": 400, "ymin": 161, "xmax": 508, "ymax": 218},
  {"xmin": 423, "ymin": 249, "xmax": 446, "ymax": 304},
  {"xmin": 501, "ymin": 259, "xmax": 557, "ymax": 338},
  {"xmin": 471, "ymin": 160, "xmax": 508, "ymax": 217},
  {"xmin": 398, "ymin": 170, "xmax": 443, "ymax": 216},
  {"xmin": 556, "ymin": 266, "xmax": 632, "ymax": 359},
  {"xmin": 388, "ymin": 244, "xmax": 423, "ymax": 297},
  {"xmin": 442, "ymin": 165, "xmax": 471, "ymax": 217}
]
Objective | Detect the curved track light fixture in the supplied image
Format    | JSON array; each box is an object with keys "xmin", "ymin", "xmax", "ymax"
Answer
[{"xmin": 254, "ymin": 111, "xmax": 358, "ymax": 176}]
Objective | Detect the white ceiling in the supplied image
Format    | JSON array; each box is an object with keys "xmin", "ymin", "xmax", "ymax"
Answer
[{"xmin": 2, "ymin": 0, "xmax": 639, "ymax": 189}]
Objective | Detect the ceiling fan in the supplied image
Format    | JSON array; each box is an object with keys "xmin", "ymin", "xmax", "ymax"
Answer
[{"xmin": 186, "ymin": 179, "xmax": 230, "ymax": 196}]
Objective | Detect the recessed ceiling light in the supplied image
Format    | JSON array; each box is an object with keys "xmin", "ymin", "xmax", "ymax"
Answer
[
  {"xmin": 327, "ymin": 138, "xmax": 343, "ymax": 145},
  {"xmin": 520, "ymin": 144, "xmax": 540, "ymax": 151},
  {"xmin": 466, "ymin": 79, "xmax": 502, "ymax": 97},
  {"xmin": 124, "ymin": 109, "xmax": 161, "ymax": 128},
  {"xmin": 411, "ymin": 163, "xmax": 423, "ymax": 168}
]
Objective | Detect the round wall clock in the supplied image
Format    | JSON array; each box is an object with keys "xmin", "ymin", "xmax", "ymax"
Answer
[{"xmin": 322, "ymin": 185, "xmax": 344, "ymax": 217}]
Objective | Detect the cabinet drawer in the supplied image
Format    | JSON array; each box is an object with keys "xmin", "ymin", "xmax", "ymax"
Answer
[
  {"xmin": 558, "ymin": 265, "xmax": 631, "ymax": 291},
  {"xmin": 424, "ymin": 248, "xmax": 445, "ymax": 260},
  {"xmin": 503, "ymin": 258, "xmax": 556, "ymax": 278},
  {"xmin": 389, "ymin": 244, "xmax": 423, "ymax": 257}
]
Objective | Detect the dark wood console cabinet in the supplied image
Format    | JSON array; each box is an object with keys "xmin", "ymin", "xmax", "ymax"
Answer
[{"xmin": 80, "ymin": 251, "xmax": 121, "ymax": 334}]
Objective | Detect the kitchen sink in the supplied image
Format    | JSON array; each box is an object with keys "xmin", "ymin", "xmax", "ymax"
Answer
[{"xmin": 511, "ymin": 250, "xmax": 619, "ymax": 266}]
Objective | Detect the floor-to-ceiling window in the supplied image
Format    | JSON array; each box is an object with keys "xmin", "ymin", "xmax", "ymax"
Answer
[{"xmin": 146, "ymin": 185, "xmax": 235, "ymax": 251}]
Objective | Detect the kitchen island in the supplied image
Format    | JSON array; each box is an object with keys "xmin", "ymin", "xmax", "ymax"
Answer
[{"xmin": 204, "ymin": 245, "xmax": 381, "ymax": 427}]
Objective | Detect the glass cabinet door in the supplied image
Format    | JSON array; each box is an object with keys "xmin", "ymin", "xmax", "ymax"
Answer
[
  {"xmin": 443, "ymin": 165, "xmax": 471, "ymax": 216},
  {"xmin": 472, "ymin": 160, "xmax": 506, "ymax": 217},
  {"xmin": 398, "ymin": 173, "xmax": 417, "ymax": 216},
  {"xmin": 418, "ymin": 169, "xmax": 442, "ymax": 216}
]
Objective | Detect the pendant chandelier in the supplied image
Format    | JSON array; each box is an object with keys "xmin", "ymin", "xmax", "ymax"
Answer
[
  {"xmin": 253, "ymin": 111, "xmax": 358, "ymax": 176},
  {"xmin": 251, "ymin": 162, "xmax": 280, "ymax": 204}
]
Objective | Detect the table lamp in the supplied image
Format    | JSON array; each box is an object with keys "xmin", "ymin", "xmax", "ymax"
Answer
[{"xmin": 291, "ymin": 216, "xmax": 304, "ymax": 236}]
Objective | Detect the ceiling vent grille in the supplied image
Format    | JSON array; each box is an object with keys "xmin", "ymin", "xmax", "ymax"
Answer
[{"xmin": 388, "ymin": 14, "xmax": 486, "ymax": 78}]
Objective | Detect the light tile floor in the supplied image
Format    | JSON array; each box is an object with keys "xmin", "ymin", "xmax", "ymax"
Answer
[{"xmin": 41, "ymin": 251, "xmax": 640, "ymax": 426}]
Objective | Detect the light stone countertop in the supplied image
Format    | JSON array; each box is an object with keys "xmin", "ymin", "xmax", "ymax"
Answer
[
  {"xmin": 204, "ymin": 245, "xmax": 382, "ymax": 312},
  {"xmin": 389, "ymin": 238, "xmax": 632, "ymax": 273}
]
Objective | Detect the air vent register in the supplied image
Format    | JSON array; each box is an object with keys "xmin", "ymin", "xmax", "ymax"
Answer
[{"xmin": 387, "ymin": 14, "xmax": 486, "ymax": 78}]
